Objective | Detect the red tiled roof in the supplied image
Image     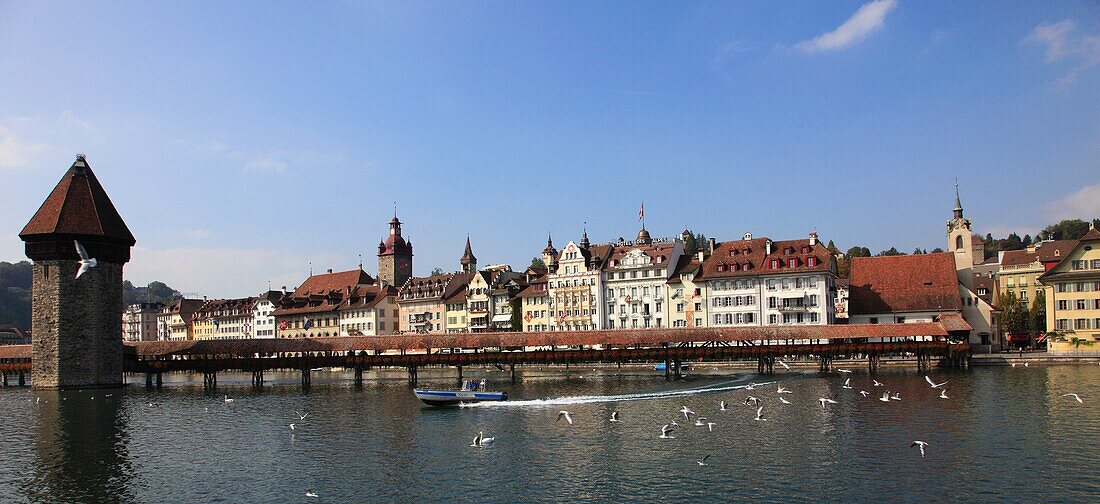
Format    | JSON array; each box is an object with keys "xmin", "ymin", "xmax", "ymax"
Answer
[
  {"xmin": 697, "ymin": 237, "xmax": 834, "ymax": 280},
  {"xmin": 398, "ymin": 272, "xmax": 470, "ymax": 303},
  {"xmin": 848, "ymin": 253, "xmax": 962, "ymax": 315},
  {"xmin": 193, "ymin": 297, "xmax": 257, "ymax": 320},
  {"xmin": 971, "ymin": 235, "xmax": 984, "ymax": 245},
  {"xmin": 938, "ymin": 313, "xmax": 973, "ymax": 332},
  {"xmin": 605, "ymin": 241, "xmax": 677, "ymax": 270},
  {"xmin": 293, "ymin": 269, "xmax": 373, "ymax": 297},
  {"xmin": 1000, "ymin": 249, "xmax": 1038, "ymax": 267},
  {"xmin": 19, "ymin": 156, "xmax": 135, "ymax": 244},
  {"xmin": 1036, "ymin": 240, "xmax": 1078, "ymax": 264},
  {"xmin": 1081, "ymin": 227, "xmax": 1100, "ymax": 241},
  {"xmin": 0, "ymin": 345, "xmax": 30, "ymax": 359},
  {"xmin": 125, "ymin": 322, "xmax": 955, "ymax": 356}
]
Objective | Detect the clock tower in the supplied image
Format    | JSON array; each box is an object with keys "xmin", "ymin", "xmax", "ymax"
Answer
[{"xmin": 377, "ymin": 212, "xmax": 413, "ymax": 288}]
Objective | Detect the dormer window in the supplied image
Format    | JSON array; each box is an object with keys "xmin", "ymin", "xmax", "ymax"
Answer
[
  {"xmin": 770, "ymin": 260, "xmax": 779, "ymax": 269},
  {"xmin": 732, "ymin": 263, "xmax": 740, "ymax": 271},
  {"xmin": 788, "ymin": 258, "xmax": 798, "ymax": 268},
  {"xmin": 807, "ymin": 257, "xmax": 817, "ymax": 267},
  {"xmin": 716, "ymin": 264, "xmax": 726, "ymax": 272}
]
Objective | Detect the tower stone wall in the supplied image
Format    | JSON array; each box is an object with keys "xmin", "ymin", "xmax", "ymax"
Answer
[{"xmin": 31, "ymin": 260, "xmax": 124, "ymax": 388}]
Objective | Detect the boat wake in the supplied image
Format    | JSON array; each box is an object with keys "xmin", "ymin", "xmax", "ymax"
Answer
[{"xmin": 461, "ymin": 380, "xmax": 776, "ymax": 408}]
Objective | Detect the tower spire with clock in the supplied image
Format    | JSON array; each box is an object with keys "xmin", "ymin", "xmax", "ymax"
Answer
[{"xmin": 377, "ymin": 209, "xmax": 413, "ymax": 287}]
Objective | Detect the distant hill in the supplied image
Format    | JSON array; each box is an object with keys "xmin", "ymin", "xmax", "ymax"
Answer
[{"xmin": 0, "ymin": 260, "xmax": 180, "ymax": 330}]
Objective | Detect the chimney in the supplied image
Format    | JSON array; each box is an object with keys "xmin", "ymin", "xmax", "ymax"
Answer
[
  {"xmin": 743, "ymin": 232, "xmax": 752, "ymax": 240},
  {"xmin": 708, "ymin": 237, "xmax": 717, "ymax": 253},
  {"xmin": 765, "ymin": 240, "xmax": 772, "ymax": 255},
  {"xmin": 327, "ymin": 268, "xmax": 333, "ymax": 274},
  {"xmin": 697, "ymin": 251, "xmax": 705, "ymax": 261},
  {"xmin": 282, "ymin": 286, "xmax": 287, "ymax": 295},
  {"xmin": 809, "ymin": 231, "xmax": 818, "ymax": 246}
]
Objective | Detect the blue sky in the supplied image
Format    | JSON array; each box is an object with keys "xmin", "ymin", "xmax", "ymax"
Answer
[{"xmin": 2, "ymin": 1, "xmax": 1098, "ymax": 297}]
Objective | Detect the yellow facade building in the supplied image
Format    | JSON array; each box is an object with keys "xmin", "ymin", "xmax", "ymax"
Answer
[
  {"xmin": 1039, "ymin": 226, "xmax": 1100, "ymax": 353},
  {"xmin": 997, "ymin": 240, "xmax": 1077, "ymax": 307}
]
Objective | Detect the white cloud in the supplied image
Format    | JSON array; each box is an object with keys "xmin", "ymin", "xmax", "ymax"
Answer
[
  {"xmin": 244, "ymin": 157, "xmax": 288, "ymax": 172},
  {"xmin": 0, "ymin": 124, "xmax": 47, "ymax": 169},
  {"xmin": 795, "ymin": 0, "xmax": 898, "ymax": 54},
  {"xmin": 1023, "ymin": 19, "xmax": 1100, "ymax": 87},
  {"xmin": 181, "ymin": 229, "xmax": 211, "ymax": 239},
  {"xmin": 1044, "ymin": 182, "xmax": 1100, "ymax": 221},
  {"xmin": 59, "ymin": 110, "xmax": 94, "ymax": 133},
  {"xmin": 126, "ymin": 246, "xmax": 351, "ymax": 298}
]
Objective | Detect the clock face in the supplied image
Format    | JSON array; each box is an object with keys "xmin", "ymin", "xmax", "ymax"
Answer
[{"xmin": 397, "ymin": 258, "xmax": 410, "ymax": 273}]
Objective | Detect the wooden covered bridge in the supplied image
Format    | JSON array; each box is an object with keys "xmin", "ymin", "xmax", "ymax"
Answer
[{"xmin": 0, "ymin": 317, "xmax": 972, "ymax": 387}]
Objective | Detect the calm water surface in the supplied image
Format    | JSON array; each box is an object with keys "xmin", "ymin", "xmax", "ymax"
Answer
[{"xmin": 1, "ymin": 365, "xmax": 1098, "ymax": 503}]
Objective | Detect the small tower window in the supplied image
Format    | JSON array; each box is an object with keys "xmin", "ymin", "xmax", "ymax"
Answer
[{"xmin": 956, "ymin": 235, "xmax": 964, "ymax": 251}]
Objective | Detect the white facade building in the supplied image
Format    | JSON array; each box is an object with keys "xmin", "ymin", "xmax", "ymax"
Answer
[{"xmin": 601, "ymin": 229, "xmax": 682, "ymax": 329}]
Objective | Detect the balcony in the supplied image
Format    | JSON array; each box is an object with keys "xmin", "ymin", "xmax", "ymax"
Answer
[{"xmin": 777, "ymin": 304, "xmax": 810, "ymax": 312}]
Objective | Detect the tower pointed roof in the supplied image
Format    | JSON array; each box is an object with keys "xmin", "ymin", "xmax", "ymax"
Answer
[
  {"xmin": 460, "ymin": 236, "xmax": 477, "ymax": 267},
  {"xmin": 953, "ymin": 180, "xmax": 964, "ymax": 219},
  {"xmin": 20, "ymin": 155, "xmax": 135, "ymax": 244},
  {"xmin": 580, "ymin": 225, "xmax": 590, "ymax": 249},
  {"xmin": 542, "ymin": 233, "xmax": 557, "ymax": 255}
]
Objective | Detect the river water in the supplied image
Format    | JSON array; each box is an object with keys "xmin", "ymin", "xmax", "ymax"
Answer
[{"xmin": 0, "ymin": 365, "xmax": 1097, "ymax": 503}]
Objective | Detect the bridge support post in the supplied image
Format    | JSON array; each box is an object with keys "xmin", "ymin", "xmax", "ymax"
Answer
[
  {"xmin": 252, "ymin": 370, "xmax": 264, "ymax": 388},
  {"xmin": 301, "ymin": 369, "xmax": 311, "ymax": 388},
  {"xmin": 868, "ymin": 354, "xmax": 880, "ymax": 374},
  {"xmin": 510, "ymin": 364, "xmax": 516, "ymax": 384},
  {"xmin": 145, "ymin": 373, "xmax": 153, "ymax": 388},
  {"xmin": 407, "ymin": 366, "xmax": 418, "ymax": 386},
  {"xmin": 457, "ymin": 365, "xmax": 463, "ymax": 383},
  {"xmin": 156, "ymin": 372, "xmax": 163, "ymax": 388},
  {"xmin": 673, "ymin": 359, "xmax": 682, "ymax": 380},
  {"xmin": 19, "ymin": 372, "xmax": 26, "ymax": 386},
  {"xmin": 354, "ymin": 368, "xmax": 363, "ymax": 386},
  {"xmin": 202, "ymin": 372, "xmax": 217, "ymax": 389},
  {"xmin": 1, "ymin": 371, "xmax": 6, "ymax": 387}
]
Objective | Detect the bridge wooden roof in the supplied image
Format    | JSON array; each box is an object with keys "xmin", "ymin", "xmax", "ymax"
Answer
[
  {"xmin": 126, "ymin": 322, "xmax": 960, "ymax": 357},
  {"xmin": 0, "ymin": 345, "xmax": 30, "ymax": 359}
]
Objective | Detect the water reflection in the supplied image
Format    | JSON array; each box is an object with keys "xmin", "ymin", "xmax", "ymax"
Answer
[{"xmin": 24, "ymin": 390, "xmax": 133, "ymax": 504}]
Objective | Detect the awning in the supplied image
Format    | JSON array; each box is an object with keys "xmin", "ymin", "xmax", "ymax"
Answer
[{"xmin": 491, "ymin": 314, "xmax": 512, "ymax": 323}]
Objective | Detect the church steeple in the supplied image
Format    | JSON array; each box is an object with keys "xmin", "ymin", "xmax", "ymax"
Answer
[
  {"xmin": 460, "ymin": 236, "xmax": 477, "ymax": 273},
  {"xmin": 580, "ymin": 223, "xmax": 590, "ymax": 249},
  {"xmin": 953, "ymin": 179, "xmax": 964, "ymax": 220}
]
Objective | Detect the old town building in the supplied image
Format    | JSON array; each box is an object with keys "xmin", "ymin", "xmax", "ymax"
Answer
[
  {"xmin": 696, "ymin": 232, "xmax": 837, "ymax": 327},
  {"xmin": 273, "ymin": 268, "xmax": 375, "ymax": 338},
  {"xmin": 337, "ymin": 284, "xmax": 399, "ymax": 336},
  {"xmin": 377, "ymin": 213, "xmax": 413, "ymax": 289},
  {"xmin": 602, "ymin": 227, "xmax": 683, "ymax": 330},
  {"xmin": 519, "ymin": 274, "xmax": 551, "ymax": 332},
  {"xmin": 946, "ymin": 184, "xmax": 1001, "ymax": 350},
  {"xmin": 849, "ymin": 253, "xmax": 966, "ymax": 326},
  {"xmin": 252, "ymin": 290, "xmax": 284, "ymax": 338},
  {"xmin": 123, "ymin": 302, "xmax": 164, "ymax": 342},
  {"xmin": 547, "ymin": 229, "xmax": 611, "ymax": 331},
  {"xmin": 192, "ymin": 296, "xmax": 258, "ymax": 340},
  {"xmin": 1039, "ymin": 225, "xmax": 1100, "ymax": 353},
  {"xmin": 665, "ymin": 251, "xmax": 707, "ymax": 329},
  {"xmin": 998, "ymin": 240, "xmax": 1076, "ymax": 307},
  {"xmin": 397, "ymin": 272, "xmax": 469, "ymax": 333},
  {"xmin": 490, "ymin": 268, "xmax": 527, "ymax": 331},
  {"xmin": 158, "ymin": 298, "xmax": 204, "ymax": 341}
]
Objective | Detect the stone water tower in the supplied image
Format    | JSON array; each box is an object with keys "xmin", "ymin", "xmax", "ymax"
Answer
[{"xmin": 19, "ymin": 155, "xmax": 135, "ymax": 389}]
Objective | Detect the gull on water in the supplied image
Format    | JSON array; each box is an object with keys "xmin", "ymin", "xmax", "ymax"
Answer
[
  {"xmin": 305, "ymin": 491, "xmax": 318, "ymax": 498},
  {"xmin": 744, "ymin": 396, "xmax": 760, "ymax": 406},
  {"xmin": 74, "ymin": 240, "xmax": 98, "ymax": 279},
  {"xmin": 836, "ymin": 368, "xmax": 853, "ymax": 374},
  {"xmin": 873, "ymin": 380, "xmax": 884, "ymax": 387},
  {"xmin": 819, "ymin": 398, "xmax": 838, "ymax": 409},
  {"xmin": 911, "ymin": 441, "xmax": 928, "ymax": 458},
  {"xmin": 754, "ymin": 406, "xmax": 766, "ymax": 421},
  {"xmin": 745, "ymin": 383, "xmax": 756, "ymax": 391},
  {"xmin": 879, "ymin": 391, "xmax": 891, "ymax": 403},
  {"xmin": 939, "ymin": 390, "xmax": 949, "ymax": 399},
  {"xmin": 777, "ymin": 385, "xmax": 791, "ymax": 394},
  {"xmin": 842, "ymin": 378, "xmax": 853, "ymax": 389},
  {"xmin": 610, "ymin": 411, "xmax": 620, "ymax": 422},
  {"xmin": 557, "ymin": 411, "xmax": 574, "ymax": 425},
  {"xmin": 1062, "ymin": 393, "xmax": 1084, "ymax": 404},
  {"xmin": 697, "ymin": 455, "xmax": 710, "ymax": 466},
  {"xmin": 778, "ymin": 396, "xmax": 791, "ymax": 405},
  {"xmin": 925, "ymin": 376, "xmax": 948, "ymax": 389},
  {"xmin": 719, "ymin": 400, "xmax": 728, "ymax": 411},
  {"xmin": 660, "ymin": 424, "xmax": 675, "ymax": 439},
  {"xmin": 224, "ymin": 395, "xmax": 234, "ymax": 403},
  {"xmin": 680, "ymin": 406, "xmax": 695, "ymax": 421}
]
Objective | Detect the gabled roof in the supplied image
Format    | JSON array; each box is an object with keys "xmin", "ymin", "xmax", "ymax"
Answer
[
  {"xmin": 1038, "ymin": 230, "xmax": 1100, "ymax": 282},
  {"xmin": 848, "ymin": 253, "xmax": 962, "ymax": 315},
  {"xmin": 20, "ymin": 156, "xmax": 135, "ymax": 244},
  {"xmin": 697, "ymin": 236, "xmax": 833, "ymax": 281},
  {"xmin": 605, "ymin": 241, "xmax": 677, "ymax": 271},
  {"xmin": 1036, "ymin": 240, "xmax": 1078, "ymax": 264},
  {"xmin": 397, "ymin": 271, "xmax": 470, "ymax": 303},
  {"xmin": 1000, "ymin": 249, "xmax": 1038, "ymax": 268},
  {"xmin": 292, "ymin": 269, "xmax": 374, "ymax": 298}
]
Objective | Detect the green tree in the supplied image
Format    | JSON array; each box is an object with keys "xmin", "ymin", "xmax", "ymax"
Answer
[
  {"xmin": 529, "ymin": 257, "xmax": 546, "ymax": 271},
  {"xmin": 1041, "ymin": 219, "xmax": 1092, "ymax": 240},
  {"xmin": 845, "ymin": 246, "xmax": 871, "ymax": 259},
  {"xmin": 876, "ymin": 247, "xmax": 904, "ymax": 256},
  {"xmin": 931, "ymin": 247, "xmax": 944, "ymax": 253},
  {"xmin": 510, "ymin": 298, "xmax": 523, "ymax": 331},
  {"xmin": 683, "ymin": 233, "xmax": 699, "ymax": 256},
  {"xmin": 430, "ymin": 267, "xmax": 445, "ymax": 276},
  {"xmin": 1000, "ymin": 291, "xmax": 1028, "ymax": 335},
  {"xmin": 1030, "ymin": 290, "xmax": 1046, "ymax": 334}
]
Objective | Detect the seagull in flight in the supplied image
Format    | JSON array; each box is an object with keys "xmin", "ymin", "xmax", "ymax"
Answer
[
  {"xmin": 939, "ymin": 390, "xmax": 949, "ymax": 399},
  {"xmin": 873, "ymin": 379, "xmax": 884, "ymax": 387},
  {"xmin": 609, "ymin": 411, "xmax": 620, "ymax": 422},
  {"xmin": 777, "ymin": 359, "xmax": 791, "ymax": 370},
  {"xmin": 74, "ymin": 240, "xmax": 98, "ymax": 279},
  {"xmin": 706, "ymin": 422, "xmax": 717, "ymax": 432},
  {"xmin": 777, "ymin": 385, "xmax": 791, "ymax": 394},
  {"xmin": 289, "ymin": 423, "xmax": 296, "ymax": 430},
  {"xmin": 778, "ymin": 396, "xmax": 791, "ymax": 405},
  {"xmin": 660, "ymin": 424, "xmax": 675, "ymax": 439},
  {"xmin": 859, "ymin": 390, "xmax": 870, "ymax": 397},
  {"xmin": 305, "ymin": 491, "xmax": 318, "ymax": 498},
  {"xmin": 890, "ymin": 392, "xmax": 901, "ymax": 401},
  {"xmin": 224, "ymin": 395, "xmax": 234, "ymax": 403},
  {"xmin": 744, "ymin": 396, "xmax": 760, "ymax": 406},
  {"xmin": 925, "ymin": 376, "xmax": 948, "ymax": 389},
  {"xmin": 754, "ymin": 406, "xmax": 766, "ymax": 421},
  {"xmin": 696, "ymin": 455, "xmax": 710, "ymax": 466},
  {"xmin": 836, "ymin": 368, "xmax": 853, "ymax": 374},
  {"xmin": 694, "ymin": 417, "xmax": 708, "ymax": 427},
  {"xmin": 819, "ymin": 398, "xmax": 838, "ymax": 409},
  {"xmin": 1062, "ymin": 393, "xmax": 1084, "ymax": 404},
  {"xmin": 879, "ymin": 391, "xmax": 891, "ymax": 402},
  {"xmin": 670, "ymin": 419, "xmax": 679, "ymax": 427},
  {"xmin": 911, "ymin": 441, "xmax": 928, "ymax": 458},
  {"xmin": 295, "ymin": 411, "xmax": 309, "ymax": 420},
  {"xmin": 719, "ymin": 400, "xmax": 727, "ymax": 411},
  {"xmin": 680, "ymin": 406, "xmax": 695, "ymax": 421},
  {"xmin": 557, "ymin": 411, "xmax": 573, "ymax": 425},
  {"xmin": 1024, "ymin": 362, "xmax": 1029, "ymax": 367},
  {"xmin": 842, "ymin": 378, "xmax": 853, "ymax": 389}
]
